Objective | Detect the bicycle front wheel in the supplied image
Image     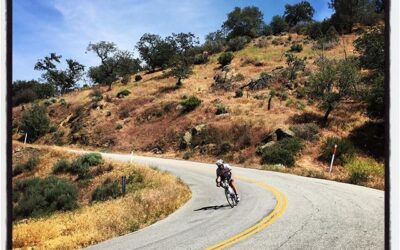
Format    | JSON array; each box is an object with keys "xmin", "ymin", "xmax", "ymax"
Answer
[{"xmin": 225, "ymin": 190, "xmax": 237, "ymax": 208}]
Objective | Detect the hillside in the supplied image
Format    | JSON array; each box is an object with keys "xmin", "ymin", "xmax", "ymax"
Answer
[
  {"xmin": 11, "ymin": 142, "xmax": 191, "ymax": 249},
  {"xmin": 12, "ymin": 32, "xmax": 384, "ymax": 189}
]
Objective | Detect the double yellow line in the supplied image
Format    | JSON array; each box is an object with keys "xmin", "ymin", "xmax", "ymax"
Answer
[{"xmin": 206, "ymin": 175, "xmax": 287, "ymax": 250}]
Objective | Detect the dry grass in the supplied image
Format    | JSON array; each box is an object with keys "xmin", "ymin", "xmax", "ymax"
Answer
[
  {"xmin": 12, "ymin": 143, "xmax": 191, "ymax": 249},
  {"xmin": 11, "ymin": 32, "xmax": 382, "ymax": 189}
]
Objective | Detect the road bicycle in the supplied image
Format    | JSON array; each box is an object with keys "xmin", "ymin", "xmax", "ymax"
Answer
[{"xmin": 219, "ymin": 179, "xmax": 239, "ymax": 208}]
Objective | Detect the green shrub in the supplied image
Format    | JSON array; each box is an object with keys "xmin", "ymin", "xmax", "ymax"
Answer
[
  {"xmin": 320, "ymin": 137, "xmax": 356, "ymax": 164},
  {"xmin": 13, "ymin": 156, "xmax": 39, "ymax": 176},
  {"xmin": 290, "ymin": 123, "xmax": 320, "ymax": 141},
  {"xmin": 13, "ymin": 176, "xmax": 78, "ymax": 220},
  {"xmin": 234, "ymin": 73, "xmax": 245, "ymax": 81},
  {"xmin": 56, "ymin": 153, "xmax": 103, "ymax": 179},
  {"xmin": 218, "ymin": 52, "xmax": 234, "ymax": 67},
  {"xmin": 116, "ymin": 123, "xmax": 123, "ymax": 130},
  {"xmin": 116, "ymin": 89, "xmax": 131, "ymax": 98},
  {"xmin": 238, "ymin": 155, "xmax": 247, "ymax": 164},
  {"xmin": 91, "ymin": 178, "xmax": 122, "ymax": 202},
  {"xmin": 134, "ymin": 75, "xmax": 142, "ymax": 82},
  {"xmin": 193, "ymin": 54, "xmax": 209, "ymax": 65},
  {"xmin": 121, "ymin": 75, "xmax": 130, "ymax": 84},
  {"xmin": 180, "ymin": 95, "xmax": 201, "ymax": 113},
  {"xmin": 289, "ymin": 43, "xmax": 303, "ymax": 52},
  {"xmin": 183, "ymin": 151, "xmax": 192, "ymax": 160},
  {"xmin": 345, "ymin": 158, "xmax": 384, "ymax": 185},
  {"xmin": 52, "ymin": 158, "xmax": 71, "ymax": 174},
  {"xmin": 216, "ymin": 103, "xmax": 228, "ymax": 115},
  {"xmin": 261, "ymin": 138, "xmax": 303, "ymax": 167},
  {"xmin": 216, "ymin": 141, "xmax": 232, "ymax": 155},
  {"xmin": 296, "ymin": 87, "xmax": 306, "ymax": 99},
  {"xmin": 262, "ymin": 147, "xmax": 294, "ymax": 167},
  {"xmin": 90, "ymin": 89, "xmax": 102, "ymax": 99},
  {"xmin": 235, "ymin": 89, "xmax": 243, "ymax": 98},
  {"xmin": 59, "ymin": 98, "xmax": 67, "ymax": 106},
  {"xmin": 20, "ymin": 104, "xmax": 50, "ymax": 142},
  {"xmin": 227, "ymin": 36, "xmax": 249, "ymax": 51},
  {"xmin": 79, "ymin": 153, "xmax": 103, "ymax": 166},
  {"xmin": 297, "ymin": 101, "xmax": 306, "ymax": 110}
]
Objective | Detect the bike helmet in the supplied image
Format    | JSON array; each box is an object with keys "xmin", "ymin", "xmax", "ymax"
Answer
[{"xmin": 216, "ymin": 159, "xmax": 224, "ymax": 166}]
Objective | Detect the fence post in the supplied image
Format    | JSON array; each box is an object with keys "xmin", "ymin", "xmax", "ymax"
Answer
[
  {"xmin": 121, "ymin": 176, "xmax": 126, "ymax": 196},
  {"xmin": 130, "ymin": 151, "xmax": 134, "ymax": 164},
  {"xmin": 329, "ymin": 144, "xmax": 337, "ymax": 173},
  {"xmin": 24, "ymin": 133, "xmax": 28, "ymax": 144}
]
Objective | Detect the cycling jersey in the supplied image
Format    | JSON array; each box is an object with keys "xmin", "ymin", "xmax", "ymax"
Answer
[{"xmin": 216, "ymin": 164, "xmax": 232, "ymax": 180}]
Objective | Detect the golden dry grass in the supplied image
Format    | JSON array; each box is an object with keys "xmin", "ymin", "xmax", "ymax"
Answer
[{"xmin": 12, "ymin": 143, "xmax": 191, "ymax": 249}]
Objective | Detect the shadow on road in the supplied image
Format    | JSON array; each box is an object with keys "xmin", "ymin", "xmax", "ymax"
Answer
[{"xmin": 194, "ymin": 205, "xmax": 231, "ymax": 211}]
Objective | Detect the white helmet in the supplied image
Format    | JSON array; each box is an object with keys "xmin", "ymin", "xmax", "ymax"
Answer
[{"xmin": 216, "ymin": 159, "xmax": 224, "ymax": 166}]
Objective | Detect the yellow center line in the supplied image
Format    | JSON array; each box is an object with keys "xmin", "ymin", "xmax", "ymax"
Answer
[{"xmin": 186, "ymin": 168, "xmax": 288, "ymax": 250}]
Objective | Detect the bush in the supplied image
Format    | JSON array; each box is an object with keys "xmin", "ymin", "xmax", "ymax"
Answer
[
  {"xmin": 116, "ymin": 123, "xmax": 123, "ymax": 130},
  {"xmin": 13, "ymin": 156, "xmax": 39, "ymax": 176},
  {"xmin": 91, "ymin": 178, "xmax": 122, "ymax": 202},
  {"xmin": 193, "ymin": 54, "xmax": 209, "ymax": 65},
  {"xmin": 235, "ymin": 89, "xmax": 243, "ymax": 98},
  {"xmin": 13, "ymin": 89, "xmax": 38, "ymax": 106},
  {"xmin": 345, "ymin": 158, "xmax": 384, "ymax": 185},
  {"xmin": 116, "ymin": 89, "xmax": 131, "ymax": 98},
  {"xmin": 183, "ymin": 151, "xmax": 192, "ymax": 160},
  {"xmin": 52, "ymin": 158, "xmax": 71, "ymax": 174},
  {"xmin": 121, "ymin": 75, "xmax": 130, "ymax": 84},
  {"xmin": 290, "ymin": 123, "xmax": 320, "ymax": 141},
  {"xmin": 261, "ymin": 138, "xmax": 303, "ymax": 167},
  {"xmin": 135, "ymin": 75, "xmax": 142, "ymax": 82},
  {"xmin": 216, "ymin": 141, "xmax": 232, "ymax": 155},
  {"xmin": 20, "ymin": 104, "xmax": 50, "ymax": 142},
  {"xmin": 180, "ymin": 95, "xmax": 201, "ymax": 113},
  {"xmin": 216, "ymin": 103, "xmax": 228, "ymax": 115},
  {"xmin": 90, "ymin": 89, "xmax": 102, "ymax": 99},
  {"xmin": 320, "ymin": 137, "xmax": 356, "ymax": 164},
  {"xmin": 290, "ymin": 43, "xmax": 303, "ymax": 52},
  {"xmin": 296, "ymin": 87, "xmax": 306, "ymax": 99},
  {"xmin": 262, "ymin": 147, "xmax": 294, "ymax": 167},
  {"xmin": 13, "ymin": 176, "xmax": 78, "ymax": 220},
  {"xmin": 227, "ymin": 36, "xmax": 249, "ymax": 51},
  {"xmin": 218, "ymin": 52, "xmax": 234, "ymax": 67},
  {"xmin": 56, "ymin": 153, "xmax": 103, "ymax": 179},
  {"xmin": 59, "ymin": 98, "xmax": 67, "ymax": 106}
]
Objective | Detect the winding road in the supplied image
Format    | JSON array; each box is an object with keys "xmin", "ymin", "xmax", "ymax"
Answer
[{"xmin": 84, "ymin": 152, "xmax": 384, "ymax": 250}]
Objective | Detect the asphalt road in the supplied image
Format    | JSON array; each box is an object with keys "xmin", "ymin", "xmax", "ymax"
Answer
[{"xmin": 85, "ymin": 152, "xmax": 384, "ymax": 250}]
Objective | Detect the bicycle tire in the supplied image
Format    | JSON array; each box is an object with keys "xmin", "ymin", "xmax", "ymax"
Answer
[{"xmin": 225, "ymin": 190, "xmax": 235, "ymax": 208}]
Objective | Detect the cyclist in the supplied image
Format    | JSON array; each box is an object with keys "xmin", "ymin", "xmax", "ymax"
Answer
[{"xmin": 215, "ymin": 159, "xmax": 240, "ymax": 201}]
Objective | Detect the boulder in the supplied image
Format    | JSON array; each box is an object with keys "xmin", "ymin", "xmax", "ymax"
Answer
[
  {"xmin": 246, "ymin": 73, "xmax": 272, "ymax": 90},
  {"xmin": 275, "ymin": 128, "xmax": 295, "ymax": 140},
  {"xmin": 211, "ymin": 67, "xmax": 236, "ymax": 91},
  {"xmin": 180, "ymin": 124, "xmax": 207, "ymax": 149}
]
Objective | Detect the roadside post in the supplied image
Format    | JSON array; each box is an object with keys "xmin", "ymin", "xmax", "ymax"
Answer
[
  {"xmin": 329, "ymin": 144, "xmax": 337, "ymax": 173},
  {"xmin": 121, "ymin": 176, "xmax": 126, "ymax": 196},
  {"xmin": 24, "ymin": 133, "xmax": 28, "ymax": 144},
  {"xmin": 130, "ymin": 151, "xmax": 134, "ymax": 164}
]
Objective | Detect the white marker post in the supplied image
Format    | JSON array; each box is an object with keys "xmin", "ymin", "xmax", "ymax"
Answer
[
  {"xmin": 130, "ymin": 151, "xmax": 134, "ymax": 164},
  {"xmin": 329, "ymin": 144, "xmax": 337, "ymax": 173},
  {"xmin": 24, "ymin": 133, "xmax": 28, "ymax": 144}
]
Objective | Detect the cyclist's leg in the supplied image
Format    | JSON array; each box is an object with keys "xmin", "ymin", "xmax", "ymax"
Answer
[{"xmin": 229, "ymin": 177, "xmax": 238, "ymax": 195}]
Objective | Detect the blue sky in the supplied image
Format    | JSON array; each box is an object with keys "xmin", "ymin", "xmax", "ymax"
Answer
[{"xmin": 13, "ymin": 0, "xmax": 333, "ymax": 81}]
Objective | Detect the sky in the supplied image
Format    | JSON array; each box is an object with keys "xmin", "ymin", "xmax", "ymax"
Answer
[{"xmin": 13, "ymin": 0, "xmax": 333, "ymax": 82}]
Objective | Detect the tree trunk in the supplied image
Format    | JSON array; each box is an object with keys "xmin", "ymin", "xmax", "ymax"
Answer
[
  {"xmin": 107, "ymin": 83, "xmax": 112, "ymax": 91},
  {"xmin": 268, "ymin": 96, "xmax": 272, "ymax": 110},
  {"xmin": 322, "ymin": 105, "xmax": 333, "ymax": 126}
]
